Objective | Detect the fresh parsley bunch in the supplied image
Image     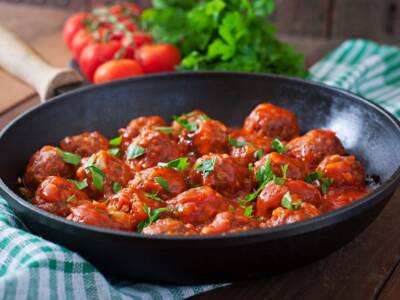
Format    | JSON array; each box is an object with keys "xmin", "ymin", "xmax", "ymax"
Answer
[{"xmin": 141, "ymin": 0, "xmax": 307, "ymax": 77}]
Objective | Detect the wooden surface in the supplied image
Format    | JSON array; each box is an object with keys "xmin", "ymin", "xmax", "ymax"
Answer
[{"xmin": 0, "ymin": 3, "xmax": 400, "ymax": 300}]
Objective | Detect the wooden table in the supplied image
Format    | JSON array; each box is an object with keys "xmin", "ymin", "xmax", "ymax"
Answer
[{"xmin": 1, "ymin": 4, "xmax": 400, "ymax": 300}]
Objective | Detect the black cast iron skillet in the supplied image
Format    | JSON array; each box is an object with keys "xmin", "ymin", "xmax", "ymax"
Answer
[{"xmin": 1, "ymin": 27, "xmax": 400, "ymax": 284}]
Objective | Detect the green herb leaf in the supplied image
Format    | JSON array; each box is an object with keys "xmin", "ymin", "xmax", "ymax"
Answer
[
  {"xmin": 137, "ymin": 203, "xmax": 171, "ymax": 232},
  {"xmin": 68, "ymin": 179, "xmax": 88, "ymax": 190},
  {"xmin": 195, "ymin": 157, "xmax": 216, "ymax": 176},
  {"xmin": 281, "ymin": 191, "xmax": 302, "ymax": 210},
  {"xmin": 158, "ymin": 157, "xmax": 190, "ymax": 172},
  {"xmin": 271, "ymin": 139, "xmax": 288, "ymax": 154},
  {"xmin": 154, "ymin": 176, "xmax": 170, "ymax": 192},
  {"xmin": 126, "ymin": 143, "xmax": 145, "ymax": 160},
  {"xmin": 254, "ymin": 149, "xmax": 265, "ymax": 160},
  {"xmin": 228, "ymin": 205, "xmax": 236, "ymax": 212},
  {"xmin": 248, "ymin": 162, "xmax": 254, "ymax": 172},
  {"xmin": 281, "ymin": 164, "xmax": 289, "ymax": 179},
  {"xmin": 153, "ymin": 126, "xmax": 179, "ymax": 134},
  {"xmin": 273, "ymin": 176, "xmax": 285, "ymax": 185},
  {"xmin": 112, "ymin": 182, "xmax": 123, "ymax": 194},
  {"xmin": 145, "ymin": 193, "xmax": 164, "ymax": 202},
  {"xmin": 255, "ymin": 157, "xmax": 273, "ymax": 183},
  {"xmin": 109, "ymin": 136, "xmax": 122, "ymax": 147},
  {"xmin": 66, "ymin": 194, "xmax": 76, "ymax": 203},
  {"xmin": 89, "ymin": 166, "xmax": 105, "ymax": 191},
  {"xmin": 108, "ymin": 148, "xmax": 121, "ymax": 157},
  {"xmin": 82, "ymin": 154, "xmax": 96, "ymax": 169},
  {"xmin": 56, "ymin": 148, "xmax": 81, "ymax": 166},
  {"xmin": 172, "ymin": 115, "xmax": 198, "ymax": 132},
  {"xmin": 228, "ymin": 135, "xmax": 247, "ymax": 147},
  {"xmin": 304, "ymin": 170, "xmax": 323, "ymax": 183},
  {"xmin": 320, "ymin": 178, "xmax": 334, "ymax": 194},
  {"xmin": 244, "ymin": 205, "xmax": 253, "ymax": 217}
]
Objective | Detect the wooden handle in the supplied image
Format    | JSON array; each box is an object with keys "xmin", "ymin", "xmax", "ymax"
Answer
[{"xmin": 0, "ymin": 25, "xmax": 82, "ymax": 102}]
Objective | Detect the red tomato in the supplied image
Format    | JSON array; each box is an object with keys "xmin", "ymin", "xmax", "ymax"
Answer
[
  {"xmin": 94, "ymin": 59, "xmax": 143, "ymax": 84},
  {"xmin": 135, "ymin": 44, "xmax": 181, "ymax": 74},
  {"xmin": 109, "ymin": 3, "xmax": 142, "ymax": 17},
  {"xmin": 71, "ymin": 29, "xmax": 95, "ymax": 60},
  {"xmin": 122, "ymin": 32, "xmax": 153, "ymax": 59},
  {"xmin": 79, "ymin": 41, "xmax": 122, "ymax": 82},
  {"xmin": 63, "ymin": 12, "xmax": 89, "ymax": 50}
]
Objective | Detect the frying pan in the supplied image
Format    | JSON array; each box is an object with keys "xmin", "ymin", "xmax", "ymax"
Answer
[{"xmin": 1, "ymin": 26, "xmax": 400, "ymax": 284}]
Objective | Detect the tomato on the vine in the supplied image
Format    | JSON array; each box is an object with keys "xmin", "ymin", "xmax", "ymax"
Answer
[
  {"xmin": 79, "ymin": 41, "xmax": 122, "ymax": 82},
  {"xmin": 71, "ymin": 29, "xmax": 95, "ymax": 60},
  {"xmin": 94, "ymin": 59, "xmax": 143, "ymax": 84},
  {"xmin": 63, "ymin": 12, "xmax": 89, "ymax": 50},
  {"xmin": 122, "ymin": 32, "xmax": 153, "ymax": 59},
  {"xmin": 109, "ymin": 3, "xmax": 142, "ymax": 17},
  {"xmin": 135, "ymin": 44, "xmax": 181, "ymax": 74}
]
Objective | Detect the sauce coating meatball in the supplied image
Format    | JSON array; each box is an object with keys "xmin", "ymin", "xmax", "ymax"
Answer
[
  {"xmin": 168, "ymin": 186, "xmax": 228, "ymax": 225},
  {"xmin": 189, "ymin": 154, "xmax": 252, "ymax": 198},
  {"xmin": 243, "ymin": 103, "xmax": 299, "ymax": 141},
  {"xmin": 125, "ymin": 128, "xmax": 182, "ymax": 171},
  {"xmin": 256, "ymin": 179, "xmax": 322, "ymax": 217},
  {"xmin": 119, "ymin": 116, "xmax": 166, "ymax": 151},
  {"xmin": 32, "ymin": 176, "xmax": 90, "ymax": 217},
  {"xmin": 287, "ymin": 129, "xmax": 345, "ymax": 170},
  {"xmin": 142, "ymin": 218, "xmax": 198, "ymax": 236},
  {"xmin": 60, "ymin": 131, "xmax": 109, "ymax": 157},
  {"xmin": 264, "ymin": 202, "xmax": 321, "ymax": 228},
  {"xmin": 129, "ymin": 166, "xmax": 187, "ymax": 200},
  {"xmin": 321, "ymin": 187, "xmax": 370, "ymax": 212},
  {"xmin": 24, "ymin": 146, "xmax": 74, "ymax": 189},
  {"xmin": 76, "ymin": 150, "xmax": 134, "ymax": 199},
  {"xmin": 254, "ymin": 152, "xmax": 309, "ymax": 180},
  {"xmin": 201, "ymin": 211, "xmax": 258, "ymax": 235},
  {"xmin": 317, "ymin": 155, "xmax": 365, "ymax": 188}
]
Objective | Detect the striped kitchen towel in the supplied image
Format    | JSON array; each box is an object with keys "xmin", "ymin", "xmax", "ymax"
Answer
[{"xmin": 0, "ymin": 39, "xmax": 399, "ymax": 300}]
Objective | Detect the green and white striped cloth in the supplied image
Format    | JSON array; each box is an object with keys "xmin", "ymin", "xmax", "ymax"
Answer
[{"xmin": 0, "ymin": 39, "xmax": 399, "ymax": 300}]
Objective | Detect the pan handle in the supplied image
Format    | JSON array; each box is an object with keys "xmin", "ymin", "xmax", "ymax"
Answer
[{"xmin": 0, "ymin": 25, "xmax": 82, "ymax": 102}]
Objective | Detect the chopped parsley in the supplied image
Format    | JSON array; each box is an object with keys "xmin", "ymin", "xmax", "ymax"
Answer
[
  {"xmin": 248, "ymin": 163, "xmax": 254, "ymax": 172},
  {"xmin": 305, "ymin": 170, "xmax": 334, "ymax": 194},
  {"xmin": 195, "ymin": 157, "xmax": 216, "ymax": 176},
  {"xmin": 320, "ymin": 178, "xmax": 334, "ymax": 194},
  {"xmin": 243, "ymin": 205, "xmax": 254, "ymax": 217},
  {"xmin": 68, "ymin": 179, "xmax": 88, "ymax": 190},
  {"xmin": 66, "ymin": 194, "xmax": 76, "ymax": 203},
  {"xmin": 228, "ymin": 205, "xmax": 236, "ymax": 212},
  {"xmin": 112, "ymin": 182, "xmax": 123, "ymax": 194},
  {"xmin": 305, "ymin": 170, "xmax": 323, "ymax": 183},
  {"xmin": 109, "ymin": 136, "xmax": 122, "ymax": 147},
  {"xmin": 281, "ymin": 164, "xmax": 289, "ymax": 179},
  {"xmin": 158, "ymin": 157, "xmax": 190, "ymax": 172},
  {"xmin": 153, "ymin": 126, "xmax": 179, "ymax": 134},
  {"xmin": 273, "ymin": 176, "xmax": 285, "ymax": 185},
  {"xmin": 108, "ymin": 148, "xmax": 121, "ymax": 157},
  {"xmin": 56, "ymin": 148, "xmax": 81, "ymax": 166},
  {"xmin": 254, "ymin": 149, "xmax": 265, "ymax": 160},
  {"xmin": 126, "ymin": 143, "xmax": 145, "ymax": 160},
  {"xmin": 145, "ymin": 193, "xmax": 164, "ymax": 202},
  {"xmin": 255, "ymin": 157, "xmax": 274, "ymax": 183},
  {"xmin": 82, "ymin": 154, "xmax": 96, "ymax": 169},
  {"xmin": 228, "ymin": 135, "xmax": 247, "ymax": 147},
  {"xmin": 172, "ymin": 115, "xmax": 198, "ymax": 132},
  {"xmin": 281, "ymin": 192, "xmax": 302, "ymax": 210},
  {"xmin": 88, "ymin": 166, "xmax": 105, "ymax": 191},
  {"xmin": 154, "ymin": 176, "xmax": 170, "ymax": 192},
  {"xmin": 137, "ymin": 203, "xmax": 171, "ymax": 232},
  {"xmin": 271, "ymin": 139, "xmax": 288, "ymax": 154}
]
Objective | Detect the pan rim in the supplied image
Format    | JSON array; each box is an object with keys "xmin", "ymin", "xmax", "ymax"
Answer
[{"xmin": 1, "ymin": 71, "xmax": 400, "ymax": 243}]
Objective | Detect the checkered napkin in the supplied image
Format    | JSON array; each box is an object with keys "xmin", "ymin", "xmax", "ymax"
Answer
[{"xmin": 1, "ymin": 39, "xmax": 399, "ymax": 299}]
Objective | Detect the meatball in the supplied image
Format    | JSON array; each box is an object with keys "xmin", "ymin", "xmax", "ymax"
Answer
[
  {"xmin": 254, "ymin": 152, "xmax": 309, "ymax": 181},
  {"xmin": 243, "ymin": 103, "xmax": 299, "ymax": 141},
  {"xmin": 317, "ymin": 155, "xmax": 365, "ymax": 188},
  {"xmin": 32, "ymin": 176, "xmax": 90, "ymax": 217},
  {"xmin": 76, "ymin": 150, "xmax": 134, "ymax": 199},
  {"xmin": 129, "ymin": 166, "xmax": 187, "ymax": 200},
  {"xmin": 119, "ymin": 116, "xmax": 166, "ymax": 151},
  {"xmin": 125, "ymin": 128, "xmax": 182, "ymax": 171},
  {"xmin": 256, "ymin": 179, "xmax": 322, "ymax": 217},
  {"xmin": 264, "ymin": 202, "xmax": 321, "ymax": 228},
  {"xmin": 321, "ymin": 187, "xmax": 370, "ymax": 213},
  {"xmin": 67, "ymin": 203, "xmax": 134, "ymax": 231},
  {"xmin": 201, "ymin": 211, "xmax": 258, "ymax": 235},
  {"xmin": 171, "ymin": 110, "xmax": 209, "ymax": 131},
  {"xmin": 142, "ymin": 218, "xmax": 198, "ymax": 236},
  {"xmin": 287, "ymin": 129, "xmax": 345, "ymax": 170},
  {"xmin": 60, "ymin": 131, "xmax": 109, "ymax": 157},
  {"xmin": 24, "ymin": 146, "xmax": 74, "ymax": 189},
  {"xmin": 168, "ymin": 186, "xmax": 228, "ymax": 225},
  {"xmin": 229, "ymin": 130, "xmax": 273, "ymax": 166},
  {"xmin": 188, "ymin": 154, "xmax": 252, "ymax": 198}
]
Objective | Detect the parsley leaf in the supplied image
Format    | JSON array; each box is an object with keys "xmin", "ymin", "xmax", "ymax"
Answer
[
  {"xmin": 271, "ymin": 139, "xmax": 288, "ymax": 154},
  {"xmin": 195, "ymin": 157, "xmax": 216, "ymax": 176},
  {"xmin": 66, "ymin": 194, "xmax": 76, "ymax": 203},
  {"xmin": 109, "ymin": 136, "xmax": 122, "ymax": 147},
  {"xmin": 145, "ymin": 193, "xmax": 164, "ymax": 202},
  {"xmin": 304, "ymin": 170, "xmax": 334, "ymax": 194},
  {"xmin": 281, "ymin": 191, "xmax": 302, "ymax": 210},
  {"xmin": 108, "ymin": 148, "xmax": 120, "ymax": 157},
  {"xmin": 305, "ymin": 170, "xmax": 323, "ymax": 183},
  {"xmin": 89, "ymin": 166, "xmax": 105, "ymax": 191},
  {"xmin": 68, "ymin": 179, "xmax": 88, "ymax": 190},
  {"xmin": 228, "ymin": 135, "xmax": 247, "ymax": 147},
  {"xmin": 137, "ymin": 203, "xmax": 171, "ymax": 232},
  {"xmin": 273, "ymin": 176, "xmax": 285, "ymax": 185},
  {"xmin": 281, "ymin": 164, "xmax": 289, "ymax": 179},
  {"xmin": 244, "ymin": 205, "xmax": 253, "ymax": 217},
  {"xmin": 255, "ymin": 157, "xmax": 273, "ymax": 183},
  {"xmin": 154, "ymin": 176, "xmax": 170, "ymax": 192},
  {"xmin": 254, "ymin": 149, "xmax": 264, "ymax": 160},
  {"xmin": 126, "ymin": 143, "xmax": 145, "ymax": 160},
  {"xmin": 112, "ymin": 182, "xmax": 123, "ymax": 194},
  {"xmin": 158, "ymin": 157, "xmax": 190, "ymax": 172},
  {"xmin": 320, "ymin": 178, "xmax": 334, "ymax": 194},
  {"xmin": 248, "ymin": 162, "xmax": 254, "ymax": 172},
  {"xmin": 172, "ymin": 115, "xmax": 198, "ymax": 132},
  {"xmin": 228, "ymin": 205, "xmax": 236, "ymax": 212},
  {"xmin": 56, "ymin": 148, "xmax": 81, "ymax": 166},
  {"xmin": 153, "ymin": 126, "xmax": 179, "ymax": 134}
]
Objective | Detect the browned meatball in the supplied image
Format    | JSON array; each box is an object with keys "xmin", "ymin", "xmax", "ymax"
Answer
[
  {"xmin": 119, "ymin": 116, "xmax": 166, "ymax": 151},
  {"xmin": 76, "ymin": 150, "xmax": 134, "ymax": 199},
  {"xmin": 171, "ymin": 110, "xmax": 209, "ymax": 131},
  {"xmin": 32, "ymin": 176, "xmax": 90, "ymax": 217},
  {"xmin": 124, "ymin": 128, "xmax": 182, "ymax": 171},
  {"xmin": 201, "ymin": 211, "xmax": 258, "ymax": 235},
  {"xmin": 188, "ymin": 154, "xmax": 252, "ymax": 198},
  {"xmin": 129, "ymin": 166, "xmax": 187, "ymax": 200},
  {"xmin": 60, "ymin": 131, "xmax": 109, "ymax": 157},
  {"xmin": 243, "ymin": 103, "xmax": 299, "ymax": 141},
  {"xmin": 317, "ymin": 155, "xmax": 365, "ymax": 188},
  {"xmin": 264, "ymin": 202, "xmax": 321, "ymax": 228},
  {"xmin": 229, "ymin": 130, "xmax": 273, "ymax": 166},
  {"xmin": 320, "ymin": 187, "xmax": 371, "ymax": 212},
  {"xmin": 254, "ymin": 152, "xmax": 309, "ymax": 181},
  {"xmin": 168, "ymin": 186, "xmax": 228, "ymax": 225},
  {"xmin": 287, "ymin": 129, "xmax": 345, "ymax": 170},
  {"xmin": 142, "ymin": 218, "xmax": 198, "ymax": 236},
  {"xmin": 256, "ymin": 179, "xmax": 322, "ymax": 217},
  {"xmin": 24, "ymin": 146, "xmax": 74, "ymax": 189}
]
